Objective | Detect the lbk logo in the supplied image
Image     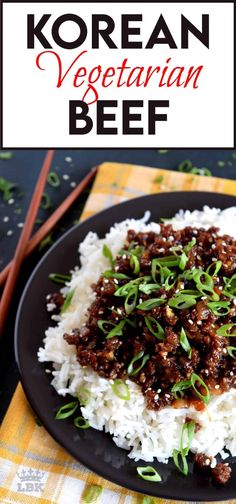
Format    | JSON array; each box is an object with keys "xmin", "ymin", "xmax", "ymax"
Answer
[{"xmin": 17, "ymin": 469, "xmax": 45, "ymax": 493}]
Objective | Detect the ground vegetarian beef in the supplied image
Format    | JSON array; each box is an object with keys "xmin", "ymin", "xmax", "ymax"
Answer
[{"xmin": 63, "ymin": 224, "xmax": 236, "ymax": 411}]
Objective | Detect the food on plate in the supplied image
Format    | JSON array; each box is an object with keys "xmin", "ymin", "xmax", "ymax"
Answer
[{"xmin": 38, "ymin": 206, "xmax": 236, "ymax": 484}]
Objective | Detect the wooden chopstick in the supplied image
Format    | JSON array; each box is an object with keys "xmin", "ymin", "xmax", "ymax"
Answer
[
  {"xmin": 0, "ymin": 150, "xmax": 55, "ymax": 337},
  {"xmin": 0, "ymin": 166, "xmax": 98, "ymax": 290}
]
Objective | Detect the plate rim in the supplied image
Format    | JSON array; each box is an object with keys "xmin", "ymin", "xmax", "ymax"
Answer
[{"xmin": 15, "ymin": 191, "xmax": 236, "ymax": 501}]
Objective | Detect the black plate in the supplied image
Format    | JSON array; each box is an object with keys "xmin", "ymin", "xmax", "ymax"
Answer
[{"xmin": 15, "ymin": 192, "xmax": 236, "ymax": 501}]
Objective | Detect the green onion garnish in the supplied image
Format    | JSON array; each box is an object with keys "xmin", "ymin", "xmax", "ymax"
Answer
[
  {"xmin": 136, "ymin": 298, "xmax": 165, "ymax": 310},
  {"xmin": 136, "ymin": 466, "xmax": 162, "ymax": 482},
  {"xmin": 61, "ymin": 289, "xmax": 75, "ymax": 314},
  {"xmin": 144, "ymin": 316, "xmax": 165, "ymax": 340},
  {"xmin": 164, "ymin": 272, "xmax": 177, "ymax": 291},
  {"xmin": 41, "ymin": 192, "xmax": 52, "ymax": 209},
  {"xmin": 102, "ymin": 244, "xmax": 114, "ymax": 267},
  {"xmin": 106, "ymin": 319, "xmax": 126, "ymax": 339},
  {"xmin": 169, "ymin": 294, "xmax": 197, "ymax": 310},
  {"xmin": 155, "ymin": 255, "xmax": 179, "ymax": 267},
  {"xmin": 82, "ymin": 485, "xmax": 103, "ymax": 503},
  {"xmin": 130, "ymin": 254, "xmax": 140, "ymax": 275},
  {"xmin": 48, "ymin": 273, "xmax": 71, "ymax": 284},
  {"xmin": 97, "ymin": 320, "xmax": 116, "ymax": 334},
  {"xmin": 192, "ymin": 270, "xmax": 219, "ymax": 301},
  {"xmin": 206, "ymin": 260, "xmax": 222, "ymax": 276},
  {"xmin": 47, "ymin": 171, "xmax": 60, "ymax": 187},
  {"xmin": 124, "ymin": 286, "xmax": 138, "ymax": 314},
  {"xmin": 139, "ymin": 283, "xmax": 161, "ymax": 295},
  {"xmin": 103, "ymin": 271, "xmax": 131, "ymax": 280},
  {"xmin": 77, "ymin": 387, "xmax": 91, "ymax": 406},
  {"xmin": 0, "ymin": 176, "xmax": 16, "ymax": 201},
  {"xmin": 179, "ymin": 328, "xmax": 192, "ymax": 358},
  {"xmin": 190, "ymin": 373, "xmax": 210, "ymax": 404},
  {"xmin": 207, "ymin": 301, "xmax": 231, "ymax": 316},
  {"xmin": 223, "ymin": 274, "xmax": 236, "ymax": 297},
  {"xmin": 127, "ymin": 351, "xmax": 150, "ymax": 376},
  {"xmin": 227, "ymin": 346, "xmax": 236, "ymax": 358},
  {"xmin": 73, "ymin": 416, "xmax": 90, "ymax": 429},
  {"xmin": 179, "ymin": 252, "xmax": 188, "ymax": 271},
  {"xmin": 216, "ymin": 324, "xmax": 236, "ymax": 337},
  {"xmin": 55, "ymin": 401, "xmax": 78, "ymax": 420},
  {"xmin": 0, "ymin": 151, "xmax": 13, "ymax": 160},
  {"xmin": 171, "ymin": 379, "xmax": 191, "ymax": 399},
  {"xmin": 184, "ymin": 238, "xmax": 196, "ymax": 253},
  {"xmin": 111, "ymin": 379, "xmax": 130, "ymax": 400},
  {"xmin": 173, "ymin": 420, "xmax": 195, "ymax": 476}
]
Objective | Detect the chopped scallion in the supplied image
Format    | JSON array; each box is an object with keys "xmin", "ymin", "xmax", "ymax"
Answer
[
  {"xmin": 47, "ymin": 171, "xmax": 60, "ymax": 187},
  {"xmin": 130, "ymin": 254, "xmax": 140, "ymax": 274},
  {"xmin": 136, "ymin": 298, "xmax": 165, "ymax": 310},
  {"xmin": 144, "ymin": 316, "xmax": 164, "ymax": 340},
  {"xmin": 227, "ymin": 346, "xmax": 236, "ymax": 358},
  {"xmin": 73, "ymin": 416, "xmax": 90, "ymax": 429},
  {"xmin": 179, "ymin": 327, "xmax": 192, "ymax": 358},
  {"xmin": 102, "ymin": 244, "xmax": 114, "ymax": 267},
  {"xmin": 216, "ymin": 324, "xmax": 236, "ymax": 337},
  {"xmin": 127, "ymin": 351, "xmax": 150, "ymax": 376},
  {"xmin": 106, "ymin": 319, "xmax": 126, "ymax": 339},
  {"xmin": 49, "ymin": 273, "xmax": 71, "ymax": 284},
  {"xmin": 137, "ymin": 466, "xmax": 162, "ymax": 482},
  {"xmin": 55, "ymin": 401, "xmax": 78, "ymax": 420},
  {"xmin": 61, "ymin": 289, "xmax": 75, "ymax": 313},
  {"xmin": 111, "ymin": 379, "xmax": 130, "ymax": 400},
  {"xmin": 207, "ymin": 301, "xmax": 231, "ymax": 317}
]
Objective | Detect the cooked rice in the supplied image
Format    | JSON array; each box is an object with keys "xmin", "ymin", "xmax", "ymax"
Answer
[{"xmin": 38, "ymin": 206, "xmax": 236, "ymax": 464}]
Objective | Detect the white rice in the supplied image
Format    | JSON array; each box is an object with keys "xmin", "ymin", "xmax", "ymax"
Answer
[{"xmin": 38, "ymin": 206, "xmax": 236, "ymax": 464}]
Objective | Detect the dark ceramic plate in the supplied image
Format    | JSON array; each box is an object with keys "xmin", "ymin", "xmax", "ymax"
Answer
[{"xmin": 15, "ymin": 192, "xmax": 236, "ymax": 501}]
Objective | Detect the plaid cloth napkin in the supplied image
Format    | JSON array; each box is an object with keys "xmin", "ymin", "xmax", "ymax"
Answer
[{"xmin": 1, "ymin": 162, "xmax": 236, "ymax": 504}]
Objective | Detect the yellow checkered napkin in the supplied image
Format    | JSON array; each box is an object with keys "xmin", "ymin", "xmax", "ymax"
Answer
[{"xmin": 1, "ymin": 162, "xmax": 236, "ymax": 504}]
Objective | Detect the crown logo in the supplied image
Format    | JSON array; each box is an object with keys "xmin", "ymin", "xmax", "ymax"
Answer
[{"xmin": 17, "ymin": 469, "xmax": 44, "ymax": 483}]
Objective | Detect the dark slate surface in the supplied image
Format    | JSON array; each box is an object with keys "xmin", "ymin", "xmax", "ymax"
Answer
[{"xmin": 0, "ymin": 148, "xmax": 236, "ymax": 422}]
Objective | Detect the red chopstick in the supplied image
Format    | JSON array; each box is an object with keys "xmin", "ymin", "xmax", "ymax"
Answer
[
  {"xmin": 0, "ymin": 150, "xmax": 55, "ymax": 337},
  {"xmin": 0, "ymin": 166, "xmax": 98, "ymax": 289}
]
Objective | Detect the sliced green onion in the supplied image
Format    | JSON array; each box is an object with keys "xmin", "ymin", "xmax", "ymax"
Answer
[
  {"xmin": 136, "ymin": 298, "xmax": 165, "ymax": 310},
  {"xmin": 115, "ymin": 277, "xmax": 149, "ymax": 297},
  {"xmin": 216, "ymin": 324, "xmax": 236, "ymax": 337},
  {"xmin": 151, "ymin": 259, "xmax": 174, "ymax": 283},
  {"xmin": 179, "ymin": 328, "xmax": 192, "ymax": 358},
  {"xmin": 179, "ymin": 252, "xmax": 188, "ymax": 271},
  {"xmin": 173, "ymin": 449, "xmax": 188, "ymax": 476},
  {"xmin": 171, "ymin": 379, "xmax": 191, "ymax": 399},
  {"xmin": 139, "ymin": 283, "xmax": 161, "ymax": 295},
  {"xmin": 127, "ymin": 351, "xmax": 150, "ymax": 376},
  {"xmin": 155, "ymin": 255, "xmax": 179, "ymax": 267},
  {"xmin": 169, "ymin": 294, "xmax": 196, "ymax": 310},
  {"xmin": 206, "ymin": 260, "xmax": 222, "ymax": 276},
  {"xmin": 47, "ymin": 171, "xmax": 60, "ymax": 187},
  {"xmin": 190, "ymin": 373, "xmax": 210, "ymax": 404},
  {"xmin": 124, "ymin": 286, "xmax": 138, "ymax": 314},
  {"xmin": 137, "ymin": 466, "xmax": 162, "ymax": 482},
  {"xmin": 102, "ymin": 244, "xmax": 114, "ymax": 267},
  {"xmin": 73, "ymin": 416, "xmax": 90, "ymax": 429},
  {"xmin": 130, "ymin": 254, "xmax": 140, "ymax": 274},
  {"xmin": 61, "ymin": 289, "xmax": 75, "ymax": 314},
  {"xmin": 0, "ymin": 151, "xmax": 13, "ymax": 160},
  {"xmin": 227, "ymin": 346, "xmax": 236, "ymax": 358},
  {"xmin": 178, "ymin": 159, "xmax": 193, "ymax": 172},
  {"xmin": 103, "ymin": 270, "xmax": 131, "ymax": 280},
  {"xmin": 97, "ymin": 320, "xmax": 116, "ymax": 334},
  {"xmin": 111, "ymin": 379, "xmax": 130, "ymax": 400},
  {"xmin": 83, "ymin": 485, "xmax": 103, "ymax": 503},
  {"xmin": 144, "ymin": 316, "xmax": 165, "ymax": 340},
  {"xmin": 49, "ymin": 273, "xmax": 71, "ymax": 284},
  {"xmin": 106, "ymin": 319, "xmax": 126, "ymax": 339},
  {"xmin": 184, "ymin": 238, "xmax": 196, "ymax": 253},
  {"xmin": 0, "ymin": 176, "xmax": 16, "ymax": 201},
  {"xmin": 173, "ymin": 420, "xmax": 195, "ymax": 476},
  {"xmin": 223, "ymin": 274, "xmax": 236, "ymax": 297},
  {"xmin": 193, "ymin": 270, "xmax": 219, "ymax": 301},
  {"xmin": 55, "ymin": 401, "xmax": 78, "ymax": 420},
  {"xmin": 41, "ymin": 192, "xmax": 52, "ymax": 209},
  {"xmin": 164, "ymin": 272, "xmax": 177, "ymax": 291},
  {"xmin": 207, "ymin": 301, "xmax": 231, "ymax": 317},
  {"xmin": 77, "ymin": 387, "xmax": 91, "ymax": 406}
]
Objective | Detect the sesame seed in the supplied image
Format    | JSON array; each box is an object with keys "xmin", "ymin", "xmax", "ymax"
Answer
[
  {"xmin": 114, "ymin": 279, "xmax": 119, "ymax": 285},
  {"xmin": 6, "ymin": 229, "xmax": 13, "ymax": 236},
  {"xmin": 62, "ymin": 174, "xmax": 70, "ymax": 180},
  {"xmin": 17, "ymin": 222, "xmax": 24, "ymax": 228},
  {"xmin": 230, "ymin": 371, "xmax": 233, "ymax": 376},
  {"xmin": 3, "ymin": 216, "xmax": 9, "ymax": 222},
  {"xmin": 8, "ymin": 198, "xmax": 14, "ymax": 205},
  {"xmin": 65, "ymin": 156, "xmax": 72, "ymax": 162},
  {"xmin": 215, "ymin": 384, "xmax": 220, "ymax": 389},
  {"xmin": 205, "ymin": 459, "xmax": 210, "ymax": 466},
  {"xmin": 139, "ymin": 298, "xmax": 143, "ymax": 304},
  {"xmin": 154, "ymin": 394, "xmax": 159, "ymax": 400},
  {"xmin": 165, "ymin": 394, "xmax": 170, "ymax": 398},
  {"xmin": 197, "ymin": 321, "xmax": 202, "ymax": 325},
  {"xmin": 104, "ymin": 279, "xmax": 109, "ymax": 284},
  {"xmin": 233, "ymin": 299, "xmax": 236, "ymax": 306},
  {"xmin": 189, "ymin": 319, "xmax": 194, "ymax": 325},
  {"xmin": 70, "ymin": 181, "xmax": 76, "ymax": 188},
  {"xmin": 101, "ymin": 287, "xmax": 104, "ymax": 291},
  {"xmin": 157, "ymin": 388, "xmax": 161, "ymax": 393},
  {"xmin": 122, "ymin": 254, "xmax": 127, "ymax": 259}
]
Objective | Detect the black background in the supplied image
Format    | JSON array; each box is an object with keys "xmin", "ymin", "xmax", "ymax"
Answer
[{"xmin": 0, "ymin": 147, "xmax": 236, "ymax": 423}]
